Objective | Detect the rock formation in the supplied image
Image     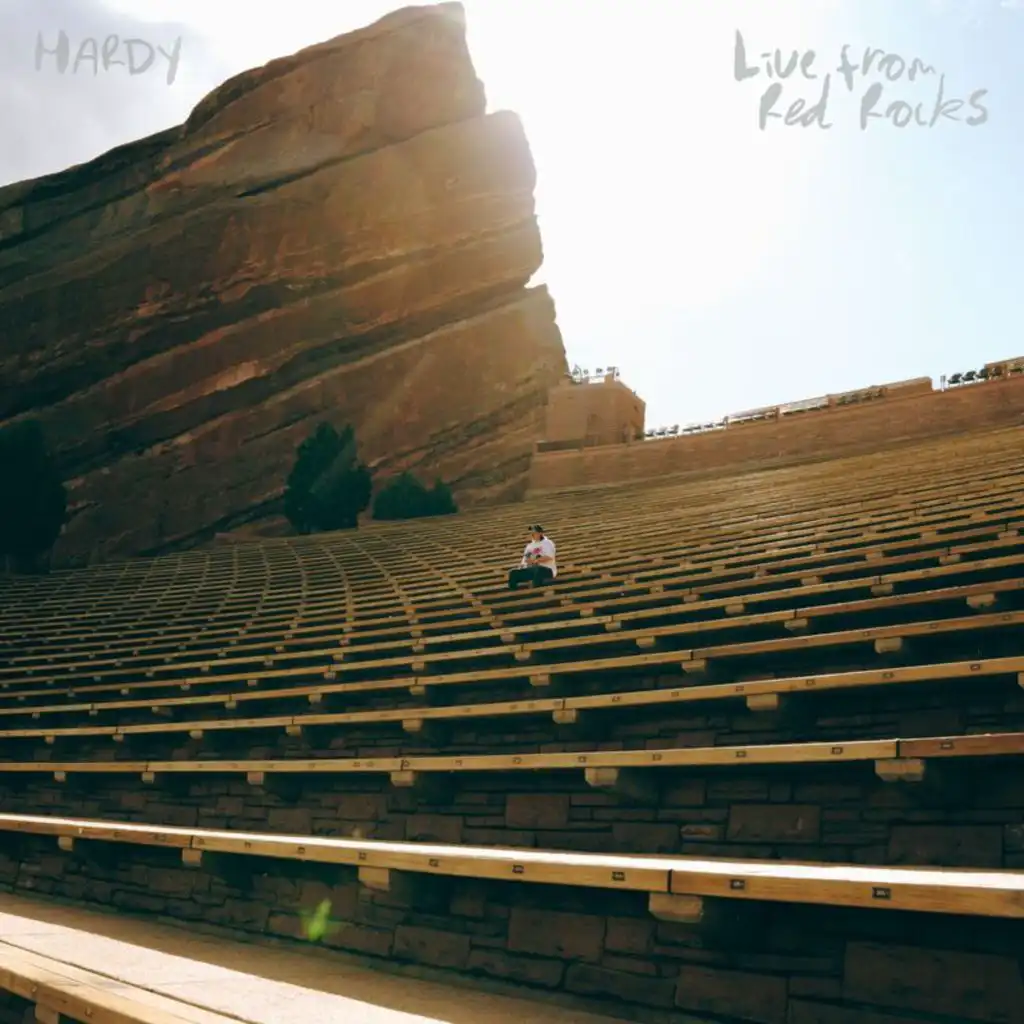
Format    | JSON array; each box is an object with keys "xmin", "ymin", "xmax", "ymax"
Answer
[{"xmin": 0, "ymin": 3, "xmax": 566, "ymax": 565}]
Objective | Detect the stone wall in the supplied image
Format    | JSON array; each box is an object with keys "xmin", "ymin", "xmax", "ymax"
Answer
[
  {"xmin": 2, "ymin": 654, "xmax": 1023, "ymax": 1021},
  {"xmin": 0, "ymin": 3, "xmax": 566, "ymax": 566},
  {"xmin": 4, "ymin": 668, "xmax": 1024, "ymax": 866},
  {"xmin": 2, "ymin": 821, "xmax": 1022, "ymax": 1022},
  {"xmin": 529, "ymin": 376, "xmax": 1024, "ymax": 495}
]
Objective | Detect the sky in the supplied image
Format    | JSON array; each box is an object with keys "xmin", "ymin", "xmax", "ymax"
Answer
[{"xmin": 1, "ymin": 0, "xmax": 1021, "ymax": 430}]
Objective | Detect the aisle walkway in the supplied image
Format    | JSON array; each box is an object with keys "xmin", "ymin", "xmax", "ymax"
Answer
[{"xmin": 0, "ymin": 894, "xmax": 629, "ymax": 1023}]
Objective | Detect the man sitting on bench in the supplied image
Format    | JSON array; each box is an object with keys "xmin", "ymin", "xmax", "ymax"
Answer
[{"xmin": 508, "ymin": 525, "xmax": 556, "ymax": 589}]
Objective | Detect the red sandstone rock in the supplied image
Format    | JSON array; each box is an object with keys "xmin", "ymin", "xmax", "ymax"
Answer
[{"xmin": 0, "ymin": 2, "xmax": 566, "ymax": 565}]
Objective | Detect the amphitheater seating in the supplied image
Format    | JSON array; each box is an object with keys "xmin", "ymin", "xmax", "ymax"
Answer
[
  {"xmin": 3, "ymin": 437, "xmax": 1018, "ymax": 633},
  {"xmin": 2, "ymin": 424, "xmax": 1024, "ymax": 1022},
  {"xmin": 4, "ymin": 501, "xmax": 1019, "ymax": 651},
  {"xmin": 1, "ymin": 656, "xmax": 1021, "ymax": 749}
]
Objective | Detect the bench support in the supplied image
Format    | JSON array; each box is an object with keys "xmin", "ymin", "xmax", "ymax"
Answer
[
  {"xmin": 357, "ymin": 866, "xmax": 449, "ymax": 911},
  {"xmin": 875, "ymin": 758, "xmax": 927, "ymax": 784},
  {"xmin": 551, "ymin": 707, "xmax": 602, "ymax": 740},
  {"xmin": 552, "ymin": 708, "xmax": 586, "ymax": 727},
  {"xmin": 246, "ymin": 771, "xmax": 301, "ymax": 801},
  {"xmin": 648, "ymin": 893, "xmax": 766, "ymax": 943},
  {"xmin": 874, "ymin": 758, "xmax": 965, "ymax": 803},
  {"xmin": 401, "ymin": 718, "xmax": 448, "ymax": 744},
  {"xmin": 182, "ymin": 848, "xmax": 258, "ymax": 889},
  {"xmin": 389, "ymin": 770, "xmax": 453, "ymax": 802},
  {"xmin": 139, "ymin": 771, "xmax": 190, "ymax": 796},
  {"xmin": 743, "ymin": 690, "xmax": 811, "ymax": 725},
  {"xmin": 745, "ymin": 693, "xmax": 789, "ymax": 714},
  {"xmin": 584, "ymin": 767, "xmax": 658, "ymax": 804},
  {"xmin": 181, "ymin": 848, "xmax": 203, "ymax": 868},
  {"xmin": 54, "ymin": 834, "xmax": 118, "ymax": 870},
  {"xmin": 874, "ymin": 637, "xmax": 909, "ymax": 658}
]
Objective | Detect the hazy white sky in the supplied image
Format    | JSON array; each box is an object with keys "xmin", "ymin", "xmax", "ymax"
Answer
[{"xmin": 2, "ymin": 0, "xmax": 1021, "ymax": 429}]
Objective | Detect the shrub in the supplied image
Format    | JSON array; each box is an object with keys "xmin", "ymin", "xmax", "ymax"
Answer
[
  {"xmin": 371, "ymin": 472, "xmax": 458, "ymax": 521},
  {"xmin": 283, "ymin": 423, "xmax": 372, "ymax": 534},
  {"xmin": 0, "ymin": 419, "xmax": 67, "ymax": 571}
]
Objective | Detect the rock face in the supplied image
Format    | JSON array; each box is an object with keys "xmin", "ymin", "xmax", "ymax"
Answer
[{"xmin": 0, "ymin": 3, "xmax": 566, "ymax": 565}]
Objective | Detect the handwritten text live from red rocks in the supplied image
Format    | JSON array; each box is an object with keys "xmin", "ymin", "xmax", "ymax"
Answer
[{"xmin": 734, "ymin": 31, "xmax": 989, "ymax": 130}]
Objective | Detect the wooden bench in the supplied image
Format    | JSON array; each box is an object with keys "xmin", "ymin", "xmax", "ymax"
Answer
[
  {"xmin": 5, "ymin": 571, "xmax": 1021, "ymax": 704},
  {"xmin": 2, "ymin": 654, "xmax": 1021, "ymax": 756},
  {"xmin": 2, "ymin": 600, "xmax": 1020, "ymax": 724},
  {"xmin": 1, "ymin": 641, "xmax": 1021, "ymax": 751},
  {"xmin": 6, "ymin": 491, "xmax": 1015, "ymax": 667},
  {"xmin": 1, "ymin": 731, "xmax": 1021, "ymax": 792},
  {"xmin": 0, "ymin": 812, "xmax": 1021, "ymax": 921},
  {"xmin": 6, "ymin": 514, "xmax": 1021, "ymax": 680},
  {"xmin": 0, "ymin": 942, "xmax": 236, "ymax": 1024},
  {"xmin": 12, "ymin": 473, "xmax": 1019, "ymax": 630}
]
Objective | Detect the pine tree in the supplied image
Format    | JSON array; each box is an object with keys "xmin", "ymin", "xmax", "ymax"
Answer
[
  {"xmin": 0, "ymin": 420, "xmax": 68, "ymax": 572},
  {"xmin": 371, "ymin": 472, "xmax": 457, "ymax": 521},
  {"xmin": 283, "ymin": 423, "xmax": 372, "ymax": 533}
]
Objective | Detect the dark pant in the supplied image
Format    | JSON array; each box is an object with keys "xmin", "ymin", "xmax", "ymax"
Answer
[{"xmin": 508, "ymin": 565, "xmax": 554, "ymax": 590}]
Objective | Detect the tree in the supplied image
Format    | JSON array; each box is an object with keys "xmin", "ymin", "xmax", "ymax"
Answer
[
  {"xmin": 0, "ymin": 419, "xmax": 68, "ymax": 572},
  {"xmin": 371, "ymin": 472, "xmax": 458, "ymax": 521},
  {"xmin": 426, "ymin": 478, "xmax": 457, "ymax": 516},
  {"xmin": 283, "ymin": 423, "xmax": 372, "ymax": 534}
]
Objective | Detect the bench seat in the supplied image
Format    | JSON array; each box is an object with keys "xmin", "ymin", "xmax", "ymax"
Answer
[
  {"xmin": 0, "ymin": 941, "xmax": 236, "ymax": 1024},
  {"xmin": 0, "ymin": 812, "xmax": 1021, "ymax": 921},
  {"xmin": 0, "ymin": 731, "xmax": 1021, "ymax": 789}
]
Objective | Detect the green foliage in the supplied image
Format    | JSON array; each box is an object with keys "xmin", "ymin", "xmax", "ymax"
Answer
[
  {"xmin": 426, "ymin": 478, "xmax": 457, "ymax": 516},
  {"xmin": 283, "ymin": 423, "xmax": 372, "ymax": 534},
  {"xmin": 0, "ymin": 419, "xmax": 67, "ymax": 570},
  {"xmin": 371, "ymin": 472, "xmax": 457, "ymax": 521}
]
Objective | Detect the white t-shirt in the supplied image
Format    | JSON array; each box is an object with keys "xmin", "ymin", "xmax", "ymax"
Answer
[{"xmin": 521, "ymin": 536, "xmax": 557, "ymax": 577}]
